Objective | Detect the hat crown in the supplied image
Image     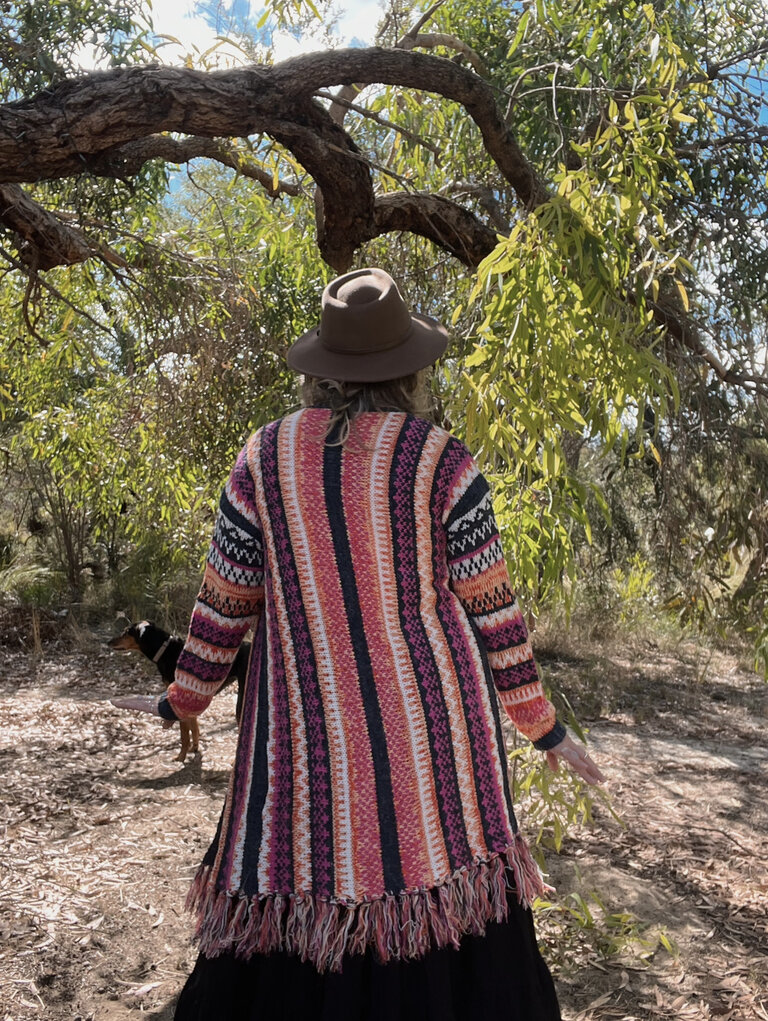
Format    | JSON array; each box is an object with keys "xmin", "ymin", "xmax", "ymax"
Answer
[
  {"xmin": 321, "ymin": 269, "xmax": 411, "ymax": 356},
  {"xmin": 337, "ymin": 280, "xmax": 380, "ymax": 305},
  {"xmin": 285, "ymin": 267, "xmax": 449, "ymax": 383}
]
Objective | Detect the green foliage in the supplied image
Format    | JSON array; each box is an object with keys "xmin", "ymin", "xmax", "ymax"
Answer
[
  {"xmin": 752, "ymin": 621, "xmax": 768, "ymax": 677},
  {"xmin": 0, "ymin": 155, "xmax": 326, "ymax": 606},
  {"xmin": 611, "ymin": 554, "xmax": 657, "ymax": 625},
  {"xmin": 510, "ymin": 729, "xmax": 619, "ymax": 855},
  {"xmin": 536, "ymin": 883, "xmax": 678, "ymax": 972},
  {"xmin": 0, "ymin": 0, "xmax": 766, "ymax": 654},
  {"xmin": 510, "ymin": 704, "xmax": 677, "ymax": 970},
  {"xmin": 0, "ymin": 0, "xmax": 151, "ymax": 99},
  {"xmin": 0, "ymin": 558, "xmax": 58, "ymax": 607},
  {"xmin": 448, "ymin": 2, "xmax": 694, "ymax": 607},
  {"xmin": 1, "ymin": 0, "xmax": 765, "ymax": 957},
  {"xmin": 429, "ymin": 0, "xmax": 765, "ymax": 636},
  {"xmin": 258, "ymin": 0, "xmax": 324, "ymax": 30}
]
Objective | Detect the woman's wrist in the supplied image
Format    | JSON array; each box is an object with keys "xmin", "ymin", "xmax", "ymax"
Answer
[
  {"xmin": 532, "ymin": 719, "xmax": 567, "ymax": 751},
  {"xmin": 157, "ymin": 691, "xmax": 179, "ymax": 722}
]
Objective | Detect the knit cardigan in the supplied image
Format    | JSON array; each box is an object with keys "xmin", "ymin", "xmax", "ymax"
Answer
[{"xmin": 160, "ymin": 408, "xmax": 566, "ymax": 972}]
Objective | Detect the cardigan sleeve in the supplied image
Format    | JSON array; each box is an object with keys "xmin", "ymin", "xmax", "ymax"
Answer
[
  {"xmin": 161, "ymin": 442, "xmax": 265, "ymax": 721},
  {"xmin": 443, "ymin": 447, "xmax": 566, "ymax": 751}
]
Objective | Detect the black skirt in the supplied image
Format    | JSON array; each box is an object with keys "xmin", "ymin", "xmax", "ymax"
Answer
[{"xmin": 173, "ymin": 893, "xmax": 561, "ymax": 1021}]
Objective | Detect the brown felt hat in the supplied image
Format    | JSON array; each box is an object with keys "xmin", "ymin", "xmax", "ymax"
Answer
[{"xmin": 286, "ymin": 268, "xmax": 449, "ymax": 382}]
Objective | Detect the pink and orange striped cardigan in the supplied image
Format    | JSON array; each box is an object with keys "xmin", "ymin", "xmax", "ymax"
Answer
[{"xmin": 160, "ymin": 408, "xmax": 566, "ymax": 972}]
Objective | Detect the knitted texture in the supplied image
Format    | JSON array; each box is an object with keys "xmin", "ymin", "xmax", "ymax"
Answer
[{"xmin": 166, "ymin": 409, "xmax": 564, "ymax": 972}]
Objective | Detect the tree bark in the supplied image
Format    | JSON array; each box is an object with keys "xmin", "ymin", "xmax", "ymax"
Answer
[
  {"xmin": 0, "ymin": 46, "xmax": 724, "ymax": 383},
  {"xmin": 0, "ymin": 183, "xmax": 98, "ymax": 268},
  {"xmin": 373, "ymin": 192, "xmax": 498, "ymax": 265},
  {"xmin": 0, "ymin": 48, "xmax": 547, "ymax": 270}
]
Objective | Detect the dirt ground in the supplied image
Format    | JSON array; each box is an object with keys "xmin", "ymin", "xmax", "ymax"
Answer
[{"xmin": 1, "ymin": 613, "xmax": 766, "ymax": 1020}]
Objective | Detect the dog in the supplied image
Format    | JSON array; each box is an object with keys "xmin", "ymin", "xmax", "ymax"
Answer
[{"xmin": 109, "ymin": 620, "xmax": 250, "ymax": 761}]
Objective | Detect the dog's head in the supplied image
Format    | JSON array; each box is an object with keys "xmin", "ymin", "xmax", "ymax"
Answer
[{"xmin": 108, "ymin": 620, "xmax": 153, "ymax": 651}]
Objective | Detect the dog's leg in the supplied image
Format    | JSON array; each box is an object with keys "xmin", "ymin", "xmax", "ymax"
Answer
[
  {"xmin": 190, "ymin": 718, "xmax": 200, "ymax": 755},
  {"xmin": 235, "ymin": 678, "xmax": 244, "ymax": 726},
  {"xmin": 176, "ymin": 722, "xmax": 191, "ymax": 762}
]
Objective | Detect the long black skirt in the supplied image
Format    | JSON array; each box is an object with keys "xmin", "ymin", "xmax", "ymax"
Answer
[{"xmin": 173, "ymin": 893, "xmax": 561, "ymax": 1021}]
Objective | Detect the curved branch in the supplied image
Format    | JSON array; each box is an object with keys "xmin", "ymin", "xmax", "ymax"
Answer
[
  {"xmin": 329, "ymin": 2, "xmax": 445, "ymax": 125},
  {"xmin": 90, "ymin": 136, "xmax": 303, "ymax": 196},
  {"xmin": 0, "ymin": 50, "xmax": 546, "ymax": 202},
  {"xmin": 329, "ymin": 5, "xmax": 484, "ymax": 124},
  {"xmin": 261, "ymin": 103, "xmax": 374, "ymax": 270},
  {"xmin": 372, "ymin": 192, "xmax": 498, "ymax": 266},
  {"xmin": 0, "ymin": 47, "xmax": 746, "ymax": 394},
  {"xmin": 283, "ymin": 50, "xmax": 549, "ymax": 206},
  {"xmin": 0, "ymin": 49, "xmax": 546, "ymax": 270},
  {"xmin": 651, "ymin": 296, "xmax": 768, "ymax": 398},
  {"xmin": 0, "ymin": 183, "xmax": 124, "ymax": 269}
]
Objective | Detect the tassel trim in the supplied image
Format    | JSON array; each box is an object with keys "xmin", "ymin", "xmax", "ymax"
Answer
[{"xmin": 185, "ymin": 834, "xmax": 547, "ymax": 973}]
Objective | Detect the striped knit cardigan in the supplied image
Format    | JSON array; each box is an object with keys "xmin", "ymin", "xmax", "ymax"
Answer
[{"xmin": 160, "ymin": 408, "xmax": 566, "ymax": 972}]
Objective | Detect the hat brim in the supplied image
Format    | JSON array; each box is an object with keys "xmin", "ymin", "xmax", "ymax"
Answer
[{"xmin": 286, "ymin": 313, "xmax": 449, "ymax": 383}]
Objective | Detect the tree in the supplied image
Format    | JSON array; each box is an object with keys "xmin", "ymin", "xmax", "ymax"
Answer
[
  {"xmin": 0, "ymin": 0, "xmax": 766, "ymax": 648},
  {"xmin": 0, "ymin": 2, "xmax": 764, "ymax": 366}
]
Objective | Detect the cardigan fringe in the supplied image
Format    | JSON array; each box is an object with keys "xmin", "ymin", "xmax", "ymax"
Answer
[{"xmin": 185, "ymin": 833, "xmax": 547, "ymax": 973}]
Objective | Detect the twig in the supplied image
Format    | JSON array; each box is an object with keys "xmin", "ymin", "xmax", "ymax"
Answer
[
  {"xmin": 402, "ymin": 0, "xmax": 447, "ymax": 39},
  {"xmin": 706, "ymin": 41, "xmax": 768, "ymax": 79},
  {"xmin": 399, "ymin": 33, "xmax": 488, "ymax": 77},
  {"xmin": 685, "ymin": 825, "xmax": 756, "ymax": 858},
  {"xmin": 315, "ymin": 90, "xmax": 441, "ymax": 156},
  {"xmin": 0, "ymin": 243, "xmax": 114, "ymax": 338}
]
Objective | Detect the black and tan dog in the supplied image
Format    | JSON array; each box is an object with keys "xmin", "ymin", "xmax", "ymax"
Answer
[{"xmin": 109, "ymin": 620, "xmax": 250, "ymax": 761}]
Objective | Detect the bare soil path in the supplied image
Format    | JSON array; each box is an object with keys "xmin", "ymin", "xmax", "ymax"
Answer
[
  {"xmin": 1, "ymin": 619, "xmax": 766, "ymax": 1020},
  {"xmin": 536, "ymin": 633, "xmax": 768, "ymax": 1020}
]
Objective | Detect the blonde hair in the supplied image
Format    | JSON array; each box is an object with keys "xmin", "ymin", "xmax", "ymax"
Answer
[{"xmin": 301, "ymin": 371, "xmax": 433, "ymax": 444}]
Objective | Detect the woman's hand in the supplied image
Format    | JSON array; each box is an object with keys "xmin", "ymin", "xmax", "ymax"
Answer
[
  {"xmin": 110, "ymin": 694, "xmax": 177, "ymax": 730},
  {"xmin": 110, "ymin": 694, "xmax": 162, "ymax": 715},
  {"xmin": 110, "ymin": 694, "xmax": 176, "ymax": 729},
  {"xmin": 545, "ymin": 734, "xmax": 605, "ymax": 785}
]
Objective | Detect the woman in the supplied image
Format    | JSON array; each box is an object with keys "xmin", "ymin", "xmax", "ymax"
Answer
[{"xmin": 113, "ymin": 268, "xmax": 603, "ymax": 1020}]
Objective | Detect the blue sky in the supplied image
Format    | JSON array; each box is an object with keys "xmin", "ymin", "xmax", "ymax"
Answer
[
  {"xmin": 144, "ymin": 0, "xmax": 383, "ymax": 65},
  {"xmin": 71, "ymin": 0, "xmax": 383, "ymax": 71}
]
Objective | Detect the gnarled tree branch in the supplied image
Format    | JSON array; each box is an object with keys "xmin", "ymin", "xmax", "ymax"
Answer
[
  {"xmin": 0, "ymin": 183, "xmax": 124, "ymax": 269},
  {"xmin": 90, "ymin": 136, "xmax": 303, "ymax": 196},
  {"xmin": 0, "ymin": 48, "xmax": 548, "ymax": 271},
  {"xmin": 372, "ymin": 192, "xmax": 498, "ymax": 265},
  {"xmin": 0, "ymin": 44, "xmax": 733, "ymax": 392}
]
